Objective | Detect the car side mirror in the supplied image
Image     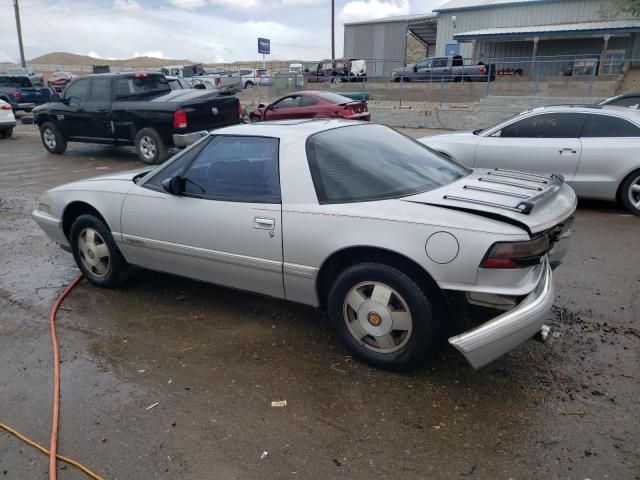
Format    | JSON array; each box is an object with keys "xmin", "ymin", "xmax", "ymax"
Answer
[
  {"xmin": 413, "ymin": 65, "xmax": 418, "ymax": 72},
  {"xmin": 258, "ymin": 103, "xmax": 265, "ymax": 108},
  {"xmin": 161, "ymin": 176, "xmax": 184, "ymax": 195},
  {"xmin": 50, "ymin": 93, "xmax": 62, "ymax": 102}
]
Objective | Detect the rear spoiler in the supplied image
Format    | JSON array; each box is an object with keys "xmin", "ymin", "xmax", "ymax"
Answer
[{"xmin": 443, "ymin": 169, "xmax": 565, "ymax": 215}]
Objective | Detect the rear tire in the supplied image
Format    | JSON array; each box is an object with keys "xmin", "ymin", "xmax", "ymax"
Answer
[
  {"xmin": 70, "ymin": 214, "xmax": 131, "ymax": 288},
  {"xmin": 0, "ymin": 128, "xmax": 12, "ymax": 139},
  {"xmin": 134, "ymin": 127, "xmax": 167, "ymax": 165},
  {"xmin": 620, "ymin": 170, "xmax": 640, "ymax": 216},
  {"xmin": 245, "ymin": 81, "xmax": 254, "ymax": 88},
  {"xmin": 327, "ymin": 262, "xmax": 438, "ymax": 371},
  {"xmin": 40, "ymin": 121, "xmax": 67, "ymax": 154}
]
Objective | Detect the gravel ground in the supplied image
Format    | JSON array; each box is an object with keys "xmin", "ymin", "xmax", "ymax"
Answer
[{"xmin": 0, "ymin": 118, "xmax": 638, "ymax": 480}]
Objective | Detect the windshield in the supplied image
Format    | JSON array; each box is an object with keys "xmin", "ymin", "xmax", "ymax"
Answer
[
  {"xmin": 473, "ymin": 112, "xmax": 523, "ymax": 135},
  {"xmin": 306, "ymin": 124, "xmax": 469, "ymax": 204},
  {"xmin": 114, "ymin": 74, "xmax": 170, "ymax": 100}
]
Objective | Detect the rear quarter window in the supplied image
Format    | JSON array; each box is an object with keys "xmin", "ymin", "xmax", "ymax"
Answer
[{"xmin": 582, "ymin": 114, "xmax": 640, "ymax": 137}]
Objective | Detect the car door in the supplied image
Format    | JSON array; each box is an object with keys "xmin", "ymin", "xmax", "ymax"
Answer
[
  {"xmin": 120, "ymin": 135, "xmax": 284, "ymax": 298},
  {"xmin": 84, "ymin": 77, "xmax": 112, "ymax": 140},
  {"xmin": 263, "ymin": 95, "xmax": 301, "ymax": 120},
  {"xmin": 430, "ymin": 58, "xmax": 450, "ymax": 81},
  {"xmin": 574, "ymin": 113, "xmax": 640, "ymax": 199},
  {"xmin": 297, "ymin": 95, "xmax": 320, "ymax": 118},
  {"xmin": 414, "ymin": 59, "xmax": 432, "ymax": 81},
  {"xmin": 58, "ymin": 78, "xmax": 91, "ymax": 139},
  {"xmin": 475, "ymin": 112, "xmax": 586, "ymax": 181}
]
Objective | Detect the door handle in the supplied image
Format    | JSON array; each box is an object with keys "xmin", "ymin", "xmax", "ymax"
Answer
[
  {"xmin": 253, "ymin": 217, "xmax": 275, "ymax": 230},
  {"xmin": 558, "ymin": 148, "xmax": 577, "ymax": 154}
]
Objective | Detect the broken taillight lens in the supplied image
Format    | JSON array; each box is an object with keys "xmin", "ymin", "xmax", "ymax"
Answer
[{"xmin": 481, "ymin": 236, "xmax": 549, "ymax": 269}]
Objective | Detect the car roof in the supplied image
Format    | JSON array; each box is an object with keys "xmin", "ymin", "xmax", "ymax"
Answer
[
  {"xmin": 528, "ymin": 104, "xmax": 640, "ymax": 120},
  {"xmin": 214, "ymin": 119, "xmax": 368, "ymax": 140}
]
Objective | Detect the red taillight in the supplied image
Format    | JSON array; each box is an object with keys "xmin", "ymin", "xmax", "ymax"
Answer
[
  {"xmin": 215, "ymin": 77, "xmax": 221, "ymax": 88},
  {"xmin": 480, "ymin": 236, "xmax": 550, "ymax": 269},
  {"xmin": 338, "ymin": 107, "xmax": 355, "ymax": 118},
  {"xmin": 1, "ymin": 104, "xmax": 12, "ymax": 110},
  {"xmin": 479, "ymin": 66, "xmax": 487, "ymax": 75},
  {"xmin": 133, "ymin": 73, "xmax": 147, "ymax": 78},
  {"xmin": 13, "ymin": 90, "xmax": 21, "ymax": 100},
  {"xmin": 173, "ymin": 109, "xmax": 187, "ymax": 129}
]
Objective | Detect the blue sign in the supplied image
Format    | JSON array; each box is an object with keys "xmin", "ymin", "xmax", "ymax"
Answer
[
  {"xmin": 258, "ymin": 38, "xmax": 270, "ymax": 55},
  {"xmin": 445, "ymin": 43, "xmax": 460, "ymax": 56}
]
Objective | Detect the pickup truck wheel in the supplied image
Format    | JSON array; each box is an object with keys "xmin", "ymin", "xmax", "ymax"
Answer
[
  {"xmin": 135, "ymin": 128, "xmax": 167, "ymax": 165},
  {"xmin": 40, "ymin": 122, "xmax": 67, "ymax": 154},
  {"xmin": 70, "ymin": 214, "xmax": 131, "ymax": 288},
  {"xmin": 327, "ymin": 262, "xmax": 436, "ymax": 371},
  {"xmin": 0, "ymin": 128, "xmax": 12, "ymax": 139},
  {"xmin": 620, "ymin": 170, "xmax": 640, "ymax": 216}
]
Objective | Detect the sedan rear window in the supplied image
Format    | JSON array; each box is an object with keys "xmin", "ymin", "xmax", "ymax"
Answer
[{"xmin": 306, "ymin": 124, "xmax": 468, "ymax": 204}]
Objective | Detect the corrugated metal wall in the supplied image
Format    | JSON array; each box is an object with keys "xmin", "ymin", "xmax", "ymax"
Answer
[
  {"xmin": 344, "ymin": 21, "xmax": 409, "ymax": 77},
  {"xmin": 436, "ymin": 0, "xmax": 635, "ymax": 56}
]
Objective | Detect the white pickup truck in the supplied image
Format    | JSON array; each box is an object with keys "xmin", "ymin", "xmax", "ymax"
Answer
[{"xmin": 161, "ymin": 64, "xmax": 241, "ymax": 94}]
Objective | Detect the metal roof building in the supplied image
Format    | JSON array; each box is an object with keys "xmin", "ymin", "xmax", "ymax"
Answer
[
  {"xmin": 434, "ymin": 0, "xmax": 640, "ymax": 75},
  {"xmin": 343, "ymin": 14, "xmax": 438, "ymax": 77}
]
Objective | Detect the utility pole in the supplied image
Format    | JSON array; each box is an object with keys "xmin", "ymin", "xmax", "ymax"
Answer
[
  {"xmin": 13, "ymin": 0, "xmax": 26, "ymax": 68},
  {"xmin": 331, "ymin": 0, "xmax": 335, "ymax": 61}
]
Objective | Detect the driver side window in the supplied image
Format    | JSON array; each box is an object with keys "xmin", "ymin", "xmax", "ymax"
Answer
[
  {"xmin": 64, "ymin": 79, "xmax": 90, "ymax": 105},
  {"xmin": 273, "ymin": 96, "xmax": 300, "ymax": 109},
  {"xmin": 182, "ymin": 136, "xmax": 280, "ymax": 203},
  {"xmin": 416, "ymin": 59, "xmax": 431, "ymax": 69}
]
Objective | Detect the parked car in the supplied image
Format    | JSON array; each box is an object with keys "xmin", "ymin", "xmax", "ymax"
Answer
[
  {"xmin": 419, "ymin": 105, "xmax": 640, "ymax": 215},
  {"xmin": 47, "ymin": 71, "xmax": 78, "ymax": 94},
  {"xmin": 161, "ymin": 64, "xmax": 241, "ymax": 95},
  {"xmin": 33, "ymin": 72, "xmax": 242, "ymax": 164},
  {"xmin": 6, "ymin": 67, "xmax": 44, "ymax": 86},
  {"xmin": 32, "ymin": 121, "xmax": 576, "ymax": 370},
  {"xmin": 304, "ymin": 58, "xmax": 367, "ymax": 83},
  {"xmin": 391, "ymin": 55, "xmax": 496, "ymax": 82},
  {"xmin": 597, "ymin": 91, "xmax": 640, "ymax": 108},
  {"xmin": 241, "ymin": 68, "xmax": 273, "ymax": 88},
  {"xmin": 0, "ymin": 75, "xmax": 51, "ymax": 112},
  {"xmin": 248, "ymin": 91, "xmax": 369, "ymax": 122},
  {"xmin": 0, "ymin": 99, "xmax": 16, "ymax": 138}
]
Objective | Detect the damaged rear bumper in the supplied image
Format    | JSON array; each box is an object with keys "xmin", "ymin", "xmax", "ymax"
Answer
[{"xmin": 449, "ymin": 257, "xmax": 554, "ymax": 369}]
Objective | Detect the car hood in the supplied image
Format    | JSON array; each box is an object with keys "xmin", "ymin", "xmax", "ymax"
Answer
[
  {"xmin": 73, "ymin": 168, "xmax": 151, "ymax": 183},
  {"xmin": 392, "ymin": 65, "xmax": 414, "ymax": 74},
  {"xmin": 403, "ymin": 169, "xmax": 577, "ymax": 235}
]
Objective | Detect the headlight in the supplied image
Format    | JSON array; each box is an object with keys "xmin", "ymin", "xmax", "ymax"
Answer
[{"xmin": 38, "ymin": 203, "xmax": 52, "ymax": 215}]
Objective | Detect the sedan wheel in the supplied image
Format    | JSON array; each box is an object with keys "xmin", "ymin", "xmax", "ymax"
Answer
[
  {"xmin": 328, "ymin": 262, "xmax": 437, "ymax": 370},
  {"xmin": 622, "ymin": 171, "xmax": 640, "ymax": 215},
  {"xmin": 78, "ymin": 227, "xmax": 111, "ymax": 278},
  {"xmin": 343, "ymin": 281, "xmax": 413, "ymax": 353}
]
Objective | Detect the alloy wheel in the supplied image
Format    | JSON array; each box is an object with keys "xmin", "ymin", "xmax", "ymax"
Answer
[
  {"xmin": 342, "ymin": 281, "xmax": 413, "ymax": 353},
  {"xmin": 78, "ymin": 227, "xmax": 110, "ymax": 277},
  {"xmin": 139, "ymin": 136, "xmax": 157, "ymax": 160},
  {"xmin": 43, "ymin": 128, "xmax": 56, "ymax": 149},
  {"xmin": 628, "ymin": 174, "xmax": 640, "ymax": 211}
]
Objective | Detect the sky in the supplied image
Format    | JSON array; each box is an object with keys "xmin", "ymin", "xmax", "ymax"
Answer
[{"xmin": 0, "ymin": 0, "xmax": 446, "ymax": 64}]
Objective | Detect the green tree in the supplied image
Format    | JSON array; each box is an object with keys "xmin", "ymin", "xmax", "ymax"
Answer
[{"xmin": 615, "ymin": 0, "xmax": 640, "ymax": 17}]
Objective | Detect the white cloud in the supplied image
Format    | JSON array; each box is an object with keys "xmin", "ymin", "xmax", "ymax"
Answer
[
  {"xmin": 0, "ymin": 51, "xmax": 18, "ymax": 63},
  {"xmin": 133, "ymin": 50, "xmax": 165, "ymax": 58},
  {"xmin": 113, "ymin": 0, "xmax": 142, "ymax": 11},
  {"xmin": 339, "ymin": 0, "xmax": 410, "ymax": 23},
  {"xmin": 168, "ymin": 0, "xmax": 208, "ymax": 9}
]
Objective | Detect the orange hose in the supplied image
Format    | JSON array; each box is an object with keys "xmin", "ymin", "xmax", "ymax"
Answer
[{"xmin": 49, "ymin": 274, "xmax": 83, "ymax": 480}]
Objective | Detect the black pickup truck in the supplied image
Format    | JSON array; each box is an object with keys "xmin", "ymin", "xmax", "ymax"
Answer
[{"xmin": 33, "ymin": 72, "xmax": 241, "ymax": 164}]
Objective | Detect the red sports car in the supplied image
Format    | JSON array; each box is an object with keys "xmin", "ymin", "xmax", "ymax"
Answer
[{"xmin": 248, "ymin": 90, "xmax": 369, "ymax": 122}]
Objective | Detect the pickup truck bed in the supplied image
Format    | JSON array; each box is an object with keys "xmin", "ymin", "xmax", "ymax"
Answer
[{"xmin": 33, "ymin": 72, "xmax": 241, "ymax": 164}]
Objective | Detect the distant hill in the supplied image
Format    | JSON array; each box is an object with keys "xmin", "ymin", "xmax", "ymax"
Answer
[{"xmin": 28, "ymin": 52, "xmax": 195, "ymax": 68}]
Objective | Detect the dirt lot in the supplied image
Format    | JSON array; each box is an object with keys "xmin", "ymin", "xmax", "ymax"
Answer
[{"xmin": 1, "ymin": 120, "xmax": 638, "ymax": 480}]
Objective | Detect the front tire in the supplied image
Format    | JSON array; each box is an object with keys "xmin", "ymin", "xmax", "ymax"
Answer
[
  {"xmin": 70, "ymin": 214, "xmax": 131, "ymax": 288},
  {"xmin": 244, "ymin": 81, "xmax": 254, "ymax": 88},
  {"xmin": 620, "ymin": 170, "xmax": 640, "ymax": 215},
  {"xmin": 0, "ymin": 128, "xmax": 12, "ymax": 139},
  {"xmin": 40, "ymin": 121, "xmax": 67, "ymax": 154},
  {"xmin": 327, "ymin": 263, "xmax": 437, "ymax": 371},
  {"xmin": 134, "ymin": 127, "xmax": 167, "ymax": 165}
]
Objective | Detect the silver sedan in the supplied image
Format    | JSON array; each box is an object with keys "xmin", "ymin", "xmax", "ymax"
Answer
[
  {"xmin": 33, "ymin": 120, "xmax": 576, "ymax": 370},
  {"xmin": 419, "ymin": 105, "xmax": 640, "ymax": 215}
]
